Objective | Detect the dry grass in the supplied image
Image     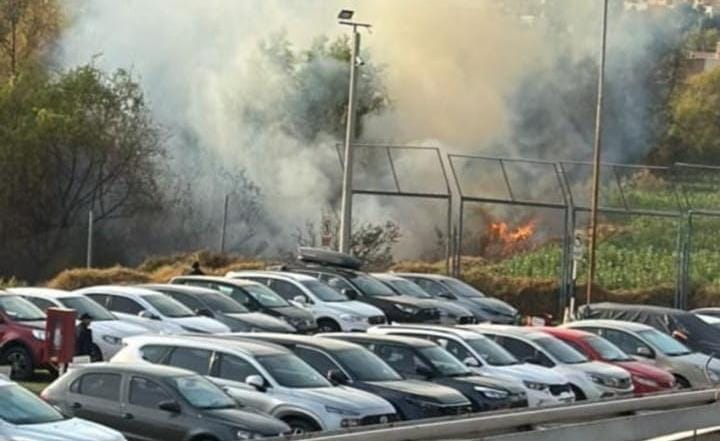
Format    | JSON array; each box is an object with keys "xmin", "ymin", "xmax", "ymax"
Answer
[{"xmin": 47, "ymin": 266, "xmax": 151, "ymax": 290}]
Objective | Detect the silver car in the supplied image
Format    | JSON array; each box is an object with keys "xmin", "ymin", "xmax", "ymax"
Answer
[
  {"xmin": 565, "ymin": 319, "xmax": 720, "ymax": 388},
  {"xmin": 467, "ymin": 325, "xmax": 634, "ymax": 400},
  {"xmin": 0, "ymin": 375, "xmax": 126, "ymax": 441},
  {"xmin": 111, "ymin": 335, "xmax": 397, "ymax": 434}
]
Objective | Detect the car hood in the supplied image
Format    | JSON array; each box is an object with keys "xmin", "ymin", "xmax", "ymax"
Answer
[
  {"xmin": 168, "ymin": 316, "xmax": 231, "ymax": 334},
  {"xmin": 90, "ymin": 320, "xmax": 148, "ymax": 338},
  {"xmin": 1, "ymin": 418, "xmax": 124, "ymax": 441},
  {"xmin": 492, "ymin": 363, "xmax": 570, "ymax": 385},
  {"xmin": 453, "ymin": 375, "xmax": 526, "ymax": 394},
  {"xmin": 614, "ymin": 360, "xmax": 675, "ymax": 382},
  {"xmin": 224, "ymin": 312, "xmax": 295, "ymax": 332},
  {"xmin": 378, "ymin": 295, "xmax": 438, "ymax": 309},
  {"xmin": 467, "ymin": 297, "xmax": 517, "ymax": 317},
  {"xmin": 366, "ymin": 379, "xmax": 470, "ymax": 406},
  {"xmin": 20, "ymin": 320, "xmax": 47, "ymax": 330},
  {"xmin": 565, "ymin": 360, "xmax": 631, "ymax": 379},
  {"xmin": 204, "ymin": 408, "xmax": 290, "ymax": 435},
  {"xmin": 323, "ymin": 301, "xmax": 384, "ymax": 317},
  {"xmin": 290, "ymin": 386, "xmax": 395, "ymax": 414},
  {"xmin": 270, "ymin": 306, "xmax": 315, "ymax": 320}
]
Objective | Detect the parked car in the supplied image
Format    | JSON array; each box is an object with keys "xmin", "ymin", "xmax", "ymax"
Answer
[
  {"xmin": 538, "ymin": 327, "xmax": 676, "ymax": 395},
  {"xmin": 238, "ymin": 333, "xmax": 475, "ymax": 420},
  {"xmin": 323, "ymin": 332, "xmax": 528, "ymax": 412},
  {"xmin": 695, "ymin": 313, "xmax": 720, "ymax": 330},
  {"xmin": 393, "ymin": 273, "xmax": 519, "ymax": 324},
  {"xmin": 565, "ymin": 319, "xmax": 720, "ymax": 389},
  {"xmin": 140, "ymin": 284, "xmax": 294, "ymax": 333},
  {"xmin": 76, "ymin": 286, "xmax": 230, "ymax": 334},
  {"xmin": 0, "ymin": 292, "xmax": 48, "ymax": 379},
  {"xmin": 0, "ymin": 374, "xmax": 127, "ymax": 441},
  {"xmin": 9, "ymin": 287, "xmax": 148, "ymax": 361},
  {"xmin": 371, "ymin": 274, "xmax": 476, "ymax": 325},
  {"xmin": 170, "ymin": 276, "xmax": 318, "ymax": 333},
  {"xmin": 692, "ymin": 307, "xmax": 720, "ymax": 319},
  {"xmin": 111, "ymin": 334, "xmax": 397, "ymax": 433},
  {"xmin": 467, "ymin": 325, "xmax": 634, "ymax": 400},
  {"xmin": 368, "ymin": 325, "xmax": 574, "ymax": 407},
  {"xmin": 41, "ymin": 363, "xmax": 290, "ymax": 440},
  {"xmin": 282, "ymin": 248, "xmax": 442, "ymax": 324},
  {"xmin": 579, "ymin": 302, "xmax": 720, "ymax": 356},
  {"xmin": 226, "ymin": 271, "xmax": 387, "ymax": 332}
]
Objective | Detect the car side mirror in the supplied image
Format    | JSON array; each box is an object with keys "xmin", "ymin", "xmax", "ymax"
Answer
[
  {"xmin": 415, "ymin": 365, "xmax": 434, "ymax": 378},
  {"xmin": 463, "ymin": 357, "xmax": 480, "ymax": 367},
  {"xmin": 327, "ymin": 369, "xmax": 349, "ymax": 385},
  {"xmin": 157, "ymin": 400, "xmax": 181, "ymax": 413},
  {"xmin": 636, "ymin": 347, "xmax": 654, "ymax": 358},
  {"xmin": 341, "ymin": 289, "xmax": 358, "ymax": 300},
  {"xmin": 245, "ymin": 375, "xmax": 266, "ymax": 391},
  {"xmin": 293, "ymin": 296, "xmax": 307, "ymax": 305},
  {"xmin": 138, "ymin": 310, "xmax": 159, "ymax": 320},
  {"xmin": 196, "ymin": 308, "xmax": 214, "ymax": 318}
]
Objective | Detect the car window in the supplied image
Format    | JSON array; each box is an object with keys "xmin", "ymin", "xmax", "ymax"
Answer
[
  {"xmin": 25, "ymin": 297, "xmax": 57, "ymax": 311},
  {"xmin": 166, "ymin": 292, "xmax": 204, "ymax": 312},
  {"xmin": 255, "ymin": 353, "xmax": 331, "ymax": 388},
  {"xmin": 533, "ymin": 337, "xmax": 587, "ymax": 364},
  {"xmin": 74, "ymin": 373, "xmax": 121, "ymax": 401},
  {"xmin": 412, "ymin": 278, "xmax": 446, "ymax": 296},
  {"xmin": 129, "ymin": 377, "xmax": 172, "ymax": 408},
  {"xmin": 320, "ymin": 275, "xmax": 354, "ymax": 292},
  {"xmin": 0, "ymin": 296, "xmax": 46, "ymax": 321},
  {"xmin": 144, "ymin": 295, "xmax": 194, "ymax": 318},
  {"xmin": 84, "ymin": 294, "xmax": 109, "ymax": 308},
  {"xmin": 493, "ymin": 335, "xmax": 553, "ymax": 367},
  {"xmin": 172, "ymin": 375, "xmax": 236, "ymax": 410},
  {"xmin": 243, "ymin": 284, "xmax": 290, "ymax": 308},
  {"xmin": 386, "ymin": 279, "xmax": 433, "ymax": 299},
  {"xmin": 333, "ymin": 348, "xmax": 403, "ymax": 381},
  {"xmin": 140, "ymin": 345, "xmax": 173, "ymax": 363},
  {"xmin": 267, "ymin": 280, "xmax": 306, "ymax": 302},
  {"xmin": 371, "ymin": 343, "xmax": 430, "ymax": 376},
  {"xmin": 108, "ymin": 296, "xmax": 143, "ymax": 314},
  {"xmin": 582, "ymin": 336, "xmax": 633, "ymax": 362},
  {"xmin": 429, "ymin": 336, "xmax": 481, "ymax": 366},
  {"xmin": 0, "ymin": 384, "xmax": 64, "ymax": 425},
  {"xmin": 293, "ymin": 347, "xmax": 341, "ymax": 376},
  {"xmin": 60, "ymin": 296, "xmax": 116, "ymax": 321},
  {"xmin": 300, "ymin": 281, "xmax": 347, "ymax": 302},
  {"xmin": 216, "ymin": 354, "xmax": 261, "ymax": 382},
  {"xmin": 591, "ymin": 328, "xmax": 650, "ymax": 356},
  {"xmin": 200, "ymin": 293, "xmax": 248, "ymax": 314},
  {"xmin": 167, "ymin": 347, "xmax": 213, "ymax": 374},
  {"xmin": 216, "ymin": 285, "xmax": 253, "ymax": 307}
]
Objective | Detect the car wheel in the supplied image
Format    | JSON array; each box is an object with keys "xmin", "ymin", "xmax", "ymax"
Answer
[
  {"xmin": 2, "ymin": 346, "xmax": 34, "ymax": 380},
  {"xmin": 284, "ymin": 417, "xmax": 319, "ymax": 435},
  {"xmin": 569, "ymin": 384, "xmax": 586, "ymax": 401},
  {"xmin": 317, "ymin": 319, "xmax": 341, "ymax": 333}
]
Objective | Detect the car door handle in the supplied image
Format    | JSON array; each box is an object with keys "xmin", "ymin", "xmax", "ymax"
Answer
[
  {"xmin": 71, "ymin": 402, "xmax": 82, "ymax": 409},
  {"xmin": 121, "ymin": 412, "xmax": 134, "ymax": 420}
]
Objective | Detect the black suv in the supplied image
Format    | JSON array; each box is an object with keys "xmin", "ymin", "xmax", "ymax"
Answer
[
  {"xmin": 325, "ymin": 333, "xmax": 528, "ymax": 412},
  {"xmin": 281, "ymin": 248, "xmax": 442, "ymax": 324},
  {"xmin": 241, "ymin": 333, "xmax": 473, "ymax": 420}
]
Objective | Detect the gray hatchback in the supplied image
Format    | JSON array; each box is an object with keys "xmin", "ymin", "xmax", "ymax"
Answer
[{"xmin": 41, "ymin": 363, "xmax": 290, "ymax": 441}]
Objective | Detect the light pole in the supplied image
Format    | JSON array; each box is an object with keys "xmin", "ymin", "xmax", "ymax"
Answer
[
  {"xmin": 586, "ymin": 0, "xmax": 609, "ymax": 306},
  {"xmin": 338, "ymin": 9, "xmax": 370, "ymax": 254}
]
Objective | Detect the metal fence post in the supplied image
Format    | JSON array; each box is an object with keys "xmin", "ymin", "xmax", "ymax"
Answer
[
  {"xmin": 86, "ymin": 209, "xmax": 93, "ymax": 268},
  {"xmin": 220, "ymin": 194, "xmax": 229, "ymax": 253}
]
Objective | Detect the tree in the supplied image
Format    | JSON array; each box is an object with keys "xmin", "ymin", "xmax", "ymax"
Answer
[
  {"xmin": 0, "ymin": 0, "xmax": 61, "ymax": 77},
  {"xmin": 0, "ymin": 65, "xmax": 165, "ymax": 279}
]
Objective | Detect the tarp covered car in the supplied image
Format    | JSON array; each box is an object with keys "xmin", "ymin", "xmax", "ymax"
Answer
[{"xmin": 577, "ymin": 302, "xmax": 720, "ymax": 356}]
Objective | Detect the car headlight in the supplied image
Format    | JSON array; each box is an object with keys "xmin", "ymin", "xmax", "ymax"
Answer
[
  {"xmin": 339, "ymin": 314, "xmax": 364, "ymax": 322},
  {"xmin": 102, "ymin": 335, "xmax": 122, "ymax": 345},
  {"xmin": 474, "ymin": 386, "xmax": 509, "ymax": 399},
  {"xmin": 588, "ymin": 374, "xmax": 622, "ymax": 388},
  {"xmin": 393, "ymin": 304, "xmax": 419, "ymax": 315},
  {"xmin": 325, "ymin": 406, "xmax": 360, "ymax": 416},
  {"xmin": 632, "ymin": 376, "xmax": 659, "ymax": 388},
  {"xmin": 523, "ymin": 381, "xmax": 549, "ymax": 391},
  {"xmin": 31, "ymin": 329, "xmax": 46, "ymax": 341},
  {"xmin": 235, "ymin": 429, "xmax": 260, "ymax": 439}
]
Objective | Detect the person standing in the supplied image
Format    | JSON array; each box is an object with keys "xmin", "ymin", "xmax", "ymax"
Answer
[{"xmin": 75, "ymin": 313, "xmax": 94, "ymax": 359}]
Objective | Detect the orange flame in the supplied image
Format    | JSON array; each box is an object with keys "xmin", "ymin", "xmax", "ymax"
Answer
[{"xmin": 486, "ymin": 220, "xmax": 537, "ymax": 258}]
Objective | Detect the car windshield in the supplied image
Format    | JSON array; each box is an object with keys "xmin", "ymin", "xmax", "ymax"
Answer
[
  {"xmin": 243, "ymin": 285, "xmax": 290, "ymax": 308},
  {"xmin": 60, "ymin": 296, "xmax": 115, "ymax": 321},
  {"xmin": 534, "ymin": 337, "xmax": 588, "ymax": 364},
  {"xmin": 172, "ymin": 375, "xmax": 237, "ymax": 409},
  {"xmin": 0, "ymin": 296, "xmax": 46, "ymax": 322},
  {"xmin": 200, "ymin": 293, "xmax": 248, "ymax": 313},
  {"xmin": 301, "ymin": 281, "xmax": 347, "ymax": 302},
  {"xmin": 387, "ymin": 280, "xmax": 433, "ymax": 299},
  {"xmin": 350, "ymin": 275, "xmax": 397, "ymax": 297},
  {"xmin": 638, "ymin": 329, "xmax": 692, "ymax": 356},
  {"xmin": 257, "ymin": 354, "xmax": 330, "ymax": 388},
  {"xmin": 143, "ymin": 294, "xmax": 194, "ymax": 318},
  {"xmin": 418, "ymin": 346, "xmax": 471, "ymax": 377},
  {"xmin": 466, "ymin": 338, "xmax": 519, "ymax": 366},
  {"xmin": 334, "ymin": 348, "xmax": 403, "ymax": 381},
  {"xmin": 583, "ymin": 336, "xmax": 632, "ymax": 362},
  {"xmin": 441, "ymin": 279, "xmax": 486, "ymax": 298},
  {"xmin": 0, "ymin": 384, "xmax": 64, "ymax": 425}
]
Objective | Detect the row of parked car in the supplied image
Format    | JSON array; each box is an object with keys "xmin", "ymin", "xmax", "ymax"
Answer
[{"xmin": 1, "ymin": 248, "xmax": 720, "ymax": 441}]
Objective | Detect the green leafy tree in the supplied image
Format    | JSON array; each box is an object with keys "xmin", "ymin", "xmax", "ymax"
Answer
[{"xmin": 0, "ymin": 0, "xmax": 61, "ymax": 77}]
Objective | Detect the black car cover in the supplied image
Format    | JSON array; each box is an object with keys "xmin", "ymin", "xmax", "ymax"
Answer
[{"xmin": 578, "ymin": 302, "xmax": 720, "ymax": 356}]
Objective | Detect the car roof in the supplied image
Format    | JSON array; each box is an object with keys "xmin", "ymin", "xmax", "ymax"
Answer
[
  {"xmin": 324, "ymin": 332, "xmax": 435, "ymax": 348},
  {"xmin": 234, "ymin": 332, "xmax": 362, "ymax": 352},
  {"xmin": 370, "ymin": 273, "xmax": 406, "ymax": 282},
  {"xmin": 537, "ymin": 327, "xmax": 594, "ymax": 339},
  {"xmin": 227, "ymin": 271, "xmax": 317, "ymax": 282},
  {"xmin": 6, "ymin": 287, "xmax": 71, "ymax": 298},
  {"xmin": 697, "ymin": 314, "xmax": 720, "ymax": 324},
  {"xmin": 566, "ymin": 319, "xmax": 656, "ymax": 332},
  {"xmin": 464, "ymin": 324, "xmax": 549, "ymax": 340},
  {"xmin": 74, "ymin": 362, "xmax": 193, "ymax": 378},
  {"xmin": 140, "ymin": 284, "xmax": 225, "ymax": 297},
  {"xmin": 171, "ymin": 276, "xmax": 259, "ymax": 287},
  {"xmin": 74, "ymin": 285, "xmax": 164, "ymax": 297},
  {"xmin": 371, "ymin": 324, "xmax": 486, "ymax": 340},
  {"xmin": 391, "ymin": 273, "xmax": 450, "ymax": 281},
  {"xmin": 124, "ymin": 334, "xmax": 289, "ymax": 356}
]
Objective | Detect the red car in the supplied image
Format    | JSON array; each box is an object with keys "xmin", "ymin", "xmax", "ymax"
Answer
[
  {"xmin": 0, "ymin": 293, "xmax": 48, "ymax": 380},
  {"xmin": 539, "ymin": 327, "xmax": 676, "ymax": 395}
]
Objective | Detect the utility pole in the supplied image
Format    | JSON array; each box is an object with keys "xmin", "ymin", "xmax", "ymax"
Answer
[
  {"xmin": 338, "ymin": 9, "xmax": 370, "ymax": 254},
  {"xmin": 220, "ymin": 194, "xmax": 229, "ymax": 253},
  {"xmin": 86, "ymin": 209, "xmax": 94, "ymax": 268},
  {"xmin": 586, "ymin": 0, "xmax": 609, "ymax": 306}
]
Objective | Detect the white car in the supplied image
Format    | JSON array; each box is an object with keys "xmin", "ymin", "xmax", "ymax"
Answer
[
  {"xmin": 111, "ymin": 334, "xmax": 398, "ymax": 433},
  {"xmin": 8, "ymin": 287, "xmax": 149, "ymax": 361},
  {"xmin": 0, "ymin": 375, "xmax": 126, "ymax": 441},
  {"xmin": 368, "ymin": 325, "xmax": 575, "ymax": 407},
  {"xmin": 75, "ymin": 286, "xmax": 230, "ymax": 334},
  {"xmin": 467, "ymin": 324, "xmax": 634, "ymax": 401},
  {"xmin": 226, "ymin": 271, "xmax": 387, "ymax": 332}
]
